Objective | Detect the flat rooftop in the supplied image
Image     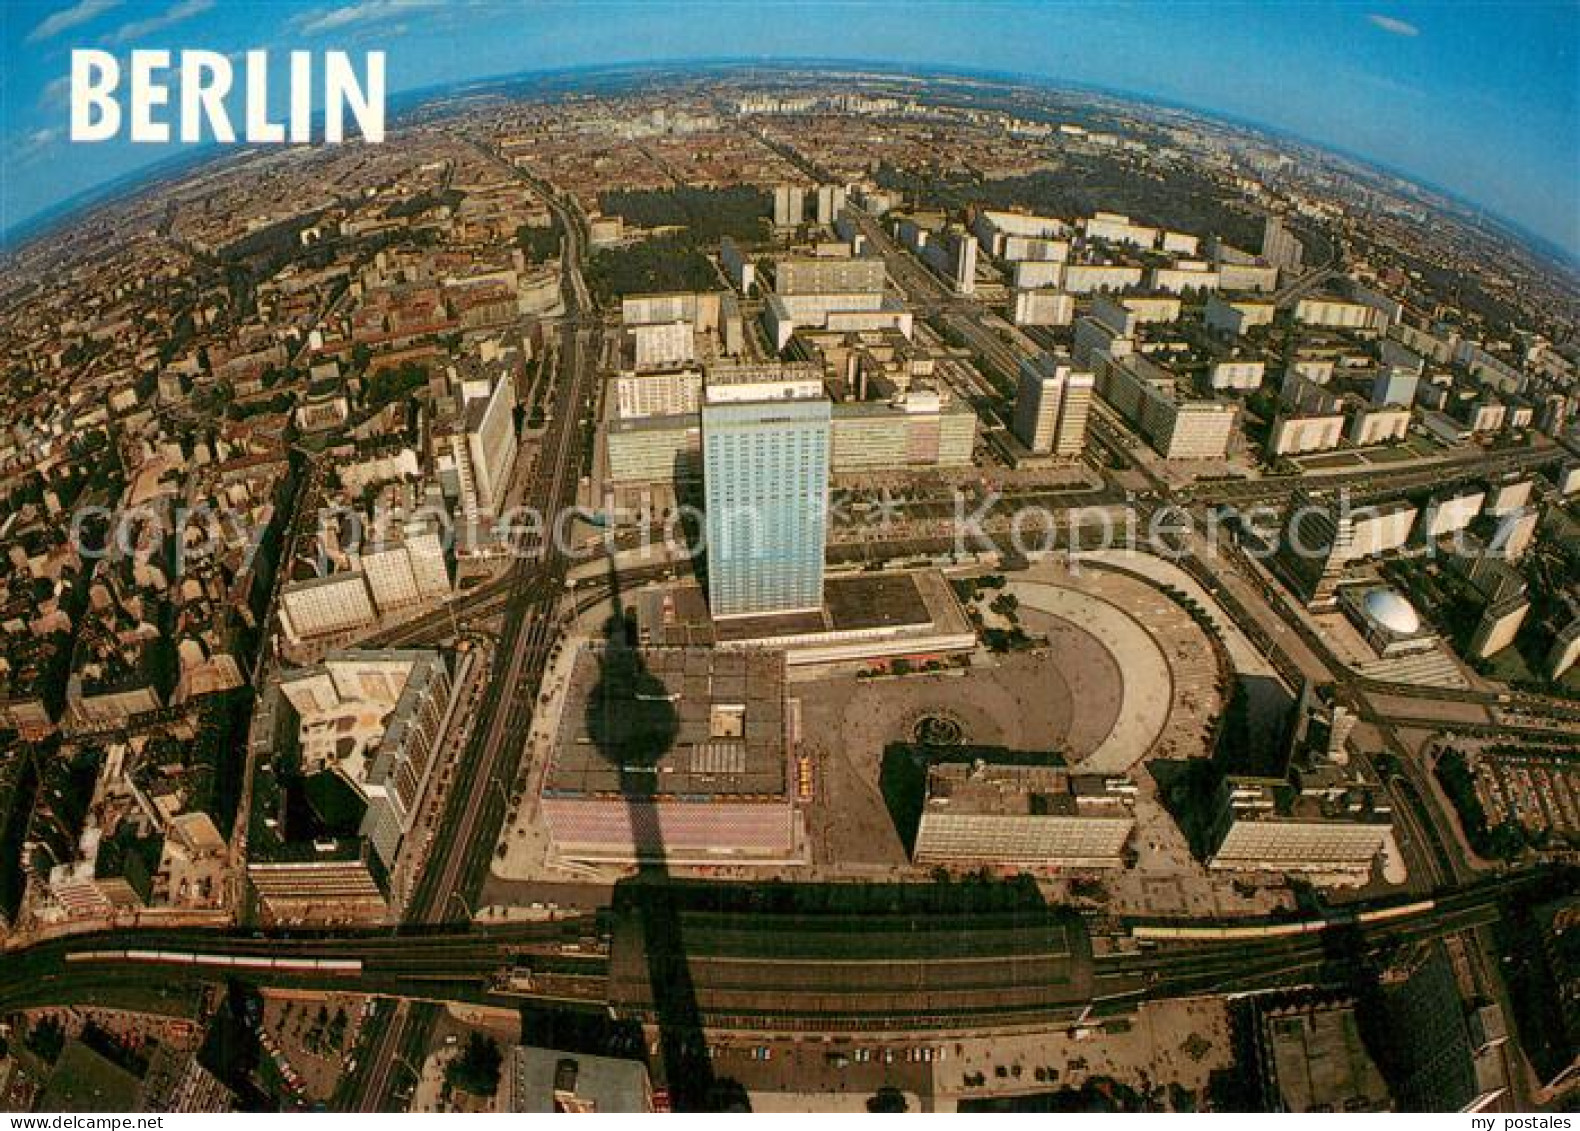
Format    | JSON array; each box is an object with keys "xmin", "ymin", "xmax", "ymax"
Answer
[
  {"xmin": 705, "ymin": 360, "xmax": 824, "ymax": 386},
  {"xmin": 1262, "ymin": 1002, "xmax": 1390, "ymax": 1112},
  {"xmin": 41, "ymin": 1041, "xmax": 143, "ymax": 1113},
  {"xmin": 640, "ymin": 570, "xmax": 938, "ymax": 646},
  {"xmin": 926, "ymin": 762, "xmax": 1081, "ymax": 818},
  {"xmin": 1228, "ymin": 777, "xmax": 1393, "ymax": 826},
  {"xmin": 511, "ymin": 1047, "xmax": 650, "ymax": 1113},
  {"xmin": 825, "ymin": 571, "xmax": 937, "ymax": 631},
  {"xmin": 606, "ymin": 412, "xmax": 698, "ymax": 437},
  {"xmin": 545, "ymin": 645, "xmax": 788, "ymax": 799}
]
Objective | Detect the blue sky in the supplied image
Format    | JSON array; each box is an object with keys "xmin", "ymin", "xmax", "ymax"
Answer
[{"xmin": 2, "ymin": 1, "xmax": 1576, "ymax": 256}]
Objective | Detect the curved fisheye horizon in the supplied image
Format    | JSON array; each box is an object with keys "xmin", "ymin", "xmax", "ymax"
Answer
[
  {"xmin": 7, "ymin": 54, "xmax": 1579, "ymax": 274},
  {"xmin": 1, "ymin": 0, "xmax": 1577, "ymax": 261}
]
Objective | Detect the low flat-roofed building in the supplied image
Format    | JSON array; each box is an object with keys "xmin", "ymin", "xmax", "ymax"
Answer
[
  {"xmin": 1252, "ymin": 997, "xmax": 1392, "ymax": 1112},
  {"xmin": 509, "ymin": 1048, "xmax": 654, "ymax": 1113},
  {"xmin": 1275, "ymin": 491, "xmax": 1418, "ymax": 609},
  {"xmin": 245, "ymin": 853, "xmax": 388, "ymax": 924},
  {"xmin": 540, "ymin": 646, "xmax": 798, "ymax": 865},
  {"xmin": 280, "ymin": 571, "xmax": 376, "ymax": 643},
  {"xmin": 763, "ymin": 291, "xmax": 910, "ymax": 350},
  {"xmin": 40, "ymin": 1039, "xmax": 146, "ymax": 1113},
  {"xmin": 914, "ymin": 761, "xmax": 1135, "ymax": 868},
  {"xmin": 636, "ymin": 570, "xmax": 976, "ymax": 667}
]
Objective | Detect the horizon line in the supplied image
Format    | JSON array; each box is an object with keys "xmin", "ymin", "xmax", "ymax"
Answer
[{"xmin": 3, "ymin": 55, "xmax": 1576, "ymax": 279}]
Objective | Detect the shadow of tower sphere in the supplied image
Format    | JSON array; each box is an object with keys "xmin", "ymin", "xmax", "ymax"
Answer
[{"xmin": 584, "ymin": 605, "xmax": 681, "ymax": 796}]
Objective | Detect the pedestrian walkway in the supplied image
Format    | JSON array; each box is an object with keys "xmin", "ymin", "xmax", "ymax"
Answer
[
  {"xmin": 1075, "ymin": 548, "xmax": 1279, "ymax": 680},
  {"xmin": 1009, "ymin": 579, "xmax": 1172, "ymax": 773}
]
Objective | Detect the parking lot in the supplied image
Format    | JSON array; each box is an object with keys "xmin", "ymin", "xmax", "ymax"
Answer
[
  {"xmin": 261, "ymin": 991, "xmax": 373, "ymax": 1104},
  {"xmin": 941, "ymin": 997, "xmax": 1233, "ymax": 1109},
  {"xmin": 693, "ymin": 996, "xmax": 1233, "ymax": 1111}
]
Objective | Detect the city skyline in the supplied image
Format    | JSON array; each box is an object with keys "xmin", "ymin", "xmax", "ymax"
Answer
[{"xmin": 1, "ymin": 0, "xmax": 1577, "ymax": 261}]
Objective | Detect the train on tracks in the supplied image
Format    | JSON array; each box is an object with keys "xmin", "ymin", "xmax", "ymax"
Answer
[
  {"xmin": 1129, "ymin": 899, "xmax": 1435, "ymax": 942},
  {"xmin": 65, "ymin": 949, "xmax": 363, "ymax": 974}
]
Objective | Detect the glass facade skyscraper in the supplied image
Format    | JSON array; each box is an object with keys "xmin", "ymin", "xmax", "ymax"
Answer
[{"xmin": 702, "ymin": 371, "xmax": 831, "ymax": 619}]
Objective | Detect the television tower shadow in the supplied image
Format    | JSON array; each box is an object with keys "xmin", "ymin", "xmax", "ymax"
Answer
[{"xmin": 585, "ymin": 553, "xmax": 744, "ymax": 1110}]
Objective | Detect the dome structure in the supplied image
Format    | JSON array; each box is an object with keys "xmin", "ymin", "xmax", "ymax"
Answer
[{"xmin": 1364, "ymin": 588, "xmax": 1421, "ymax": 636}]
